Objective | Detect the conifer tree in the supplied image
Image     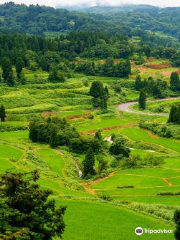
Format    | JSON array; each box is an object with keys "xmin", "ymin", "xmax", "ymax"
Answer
[
  {"xmin": 15, "ymin": 57, "xmax": 24, "ymax": 79},
  {"xmin": 138, "ymin": 90, "xmax": 146, "ymax": 110},
  {"xmin": 19, "ymin": 72, "xmax": 26, "ymax": 85},
  {"xmin": 50, "ymin": 127, "xmax": 58, "ymax": 148},
  {"xmin": 0, "ymin": 105, "xmax": 6, "ymax": 122},
  {"xmin": 90, "ymin": 81, "xmax": 104, "ymax": 98},
  {"xmin": 83, "ymin": 148, "xmax": 95, "ymax": 177},
  {"xmin": 1, "ymin": 57, "xmax": 13, "ymax": 83},
  {"xmin": 135, "ymin": 75, "xmax": 142, "ymax": 91},
  {"xmin": 7, "ymin": 72, "xmax": 15, "ymax": 87},
  {"xmin": 170, "ymin": 72, "xmax": 180, "ymax": 91},
  {"xmin": 168, "ymin": 104, "xmax": 180, "ymax": 124}
]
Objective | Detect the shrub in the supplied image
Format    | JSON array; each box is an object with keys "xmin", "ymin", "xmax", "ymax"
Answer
[
  {"xmin": 88, "ymin": 114, "xmax": 94, "ymax": 119},
  {"xmin": 117, "ymin": 185, "xmax": 134, "ymax": 189},
  {"xmin": 0, "ymin": 125, "xmax": 28, "ymax": 132},
  {"xmin": 157, "ymin": 192, "xmax": 180, "ymax": 196},
  {"xmin": 98, "ymin": 194, "xmax": 112, "ymax": 201}
]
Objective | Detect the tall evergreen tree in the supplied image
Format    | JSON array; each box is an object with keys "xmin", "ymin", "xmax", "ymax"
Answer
[
  {"xmin": 90, "ymin": 81, "xmax": 104, "ymax": 98},
  {"xmin": 1, "ymin": 57, "xmax": 13, "ymax": 82},
  {"xmin": 138, "ymin": 90, "xmax": 146, "ymax": 110},
  {"xmin": 0, "ymin": 105, "xmax": 6, "ymax": 122},
  {"xmin": 83, "ymin": 148, "xmax": 95, "ymax": 177},
  {"xmin": 15, "ymin": 57, "xmax": 24, "ymax": 79},
  {"xmin": 29, "ymin": 121, "xmax": 38, "ymax": 142},
  {"xmin": 50, "ymin": 127, "xmax": 58, "ymax": 148},
  {"xmin": 100, "ymin": 97, "xmax": 107, "ymax": 111},
  {"xmin": 168, "ymin": 104, "xmax": 180, "ymax": 124},
  {"xmin": 19, "ymin": 72, "xmax": 26, "ymax": 85},
  {"xmin": 104, "ymin": 86, "xmax": 109, "ymax": 97},
  {"xmin": 170, "ymin": 72, "xmax": 180, "ymax": 91},
  {"xmin": 7, "ymin": 71, "xmax": 15, "ymax": 86},
  {"xmin": 135, "ymin": 75, "xmax": 142, "ymax": 91}
]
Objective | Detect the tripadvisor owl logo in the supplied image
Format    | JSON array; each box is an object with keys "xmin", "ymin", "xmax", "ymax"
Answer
[{"xmin": 135, "ymin": 227, "xmax": 143, "ymax": 235}]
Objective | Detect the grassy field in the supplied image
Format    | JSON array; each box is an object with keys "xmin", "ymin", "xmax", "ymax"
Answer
[
  {"xmin": 1, "ymin": 59, "xmax": 180, "ymax": 239},
  {"xmin": 61, "ymin": 200, "xmax": 174, "ymax": 240}
]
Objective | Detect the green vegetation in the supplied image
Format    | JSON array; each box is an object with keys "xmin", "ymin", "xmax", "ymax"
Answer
[
  {"xmin": 138, "ymin": 90, "xmax": 147, "ymax": 110},
  {"xmin": 2, "ymin": 2, "xmax": 180, "ymax": 239},
  {"xmin": 0, "ymin": 105, "xmax": 6, "ymax": 122},
  {"xmin": 0, "ymin": 171, "xmax": 66, "ymax": 239},
  {"xmin": 83, "ymin": 148, "xmax": 95, "ymax": 177},
  {"xmin": 169, "ymin": 104, "xmax": 180, "ymax": 124},
  {"xmin": 170, "ymin": 72, "xmax": 180, "ymax": 91}
]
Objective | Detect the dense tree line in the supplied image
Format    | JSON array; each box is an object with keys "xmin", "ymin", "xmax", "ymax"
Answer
[
  {"xmin": 29, "ymin": 117, "xmax": 102, "ymax": 154},
  {"xmin": 29, "ymin": 118, "xmax": 79, "ymax": 146},
  {"xmin": 0, "ymin": 30, "xmax": 180, "ymax": 86},
  {"xmin": 74, "ymin": 58, "xmax": 131, "ymax": 78},
  {"xmin": 1, "ymin": 2, "xmax": 180, "ymax": 51},
  {"xmin": 135, "ymin": 75, "xmax": 168, "ymax": 98}
]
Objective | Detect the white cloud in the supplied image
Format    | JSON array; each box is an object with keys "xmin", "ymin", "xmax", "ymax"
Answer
[{"xmin": 0, "ymin": 0, "xmax": 180, "ymax": 7}]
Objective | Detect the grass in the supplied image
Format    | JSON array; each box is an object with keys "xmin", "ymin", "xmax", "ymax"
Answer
[
  {"xmin": 36, "ymin": 149, "xmax": 65, "ymax": 177},
  {"xmin": 120, "ymin": 127, "xmax": 180, "ymax": 153},
  {"xmin": 0, "ymin": 131, "xmax": 29, "ymax": 142},
  {"xmin": 0, "ymin": 157, "xmax": 16, "ymax": 173},
  {"xmin": 60, "ymin": 200, "xmax": 174, "ymax": 240},
  {"xmin": 76, "ymin": 114, "xmax": 133, "ymax": 133},
  {"xmin": 0, "ymin": 143, "xmax": 23, "ymax": 159},
  {"xmin": 90, "ymin": 167, "xmax": 180, "ymax": 204}
]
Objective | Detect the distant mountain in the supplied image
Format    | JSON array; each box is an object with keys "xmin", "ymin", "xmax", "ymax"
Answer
[
  {"xmin": 0, "ymin": 2, "xmax": 110, "ymax": 35},
  {"xmin": 80, "ymin": 4, "xmax": 160, "ymax": 14},
  {"xmin": 0, "ymin": 2, "xmax": 180, "ymax": 48},
  {"xmin": 0, "ymin": 2, "xmax": 154, "ymax": 37},
  {"xmin": 80, "ymin": 4, "xmax": 180, "ymax": 42}
]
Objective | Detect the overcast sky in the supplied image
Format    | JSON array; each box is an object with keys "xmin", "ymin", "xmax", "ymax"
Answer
[{"xmin": 1, "ymin": 0, "xmax": 180, "ymax": 8}]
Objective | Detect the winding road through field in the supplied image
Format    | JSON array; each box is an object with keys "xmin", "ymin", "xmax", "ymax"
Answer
[{"xmin": 118, "ymin": 96, "xmax": 180, "ymax": 116}]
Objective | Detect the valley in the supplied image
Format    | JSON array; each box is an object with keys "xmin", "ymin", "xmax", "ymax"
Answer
[
  {"xmin": 1, "ymin": 57, "xmax": 180, "ymax": 239},
  {"xmin": 1, "ymin": 2, "xmax": 180, "ymax": 239}
]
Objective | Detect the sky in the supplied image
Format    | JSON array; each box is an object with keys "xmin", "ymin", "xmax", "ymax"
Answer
[{"xmin": 1, "ymin": 0, "xmax": 180, "ymax": 8}]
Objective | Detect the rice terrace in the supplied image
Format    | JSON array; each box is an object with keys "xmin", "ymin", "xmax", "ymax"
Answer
[{"xmin": 2, "ymin": 2, "xmax": 180, "ymax": 240}]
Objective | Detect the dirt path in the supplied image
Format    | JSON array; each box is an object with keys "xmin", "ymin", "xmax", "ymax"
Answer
[
  {"xmin": 162, "ymin": 178, "xmax": 173, "ymax": 187},
  {"xmin": 80, "ymin": 123, "xmax": 136, "ymax": 136},
  {"xmin": 83, "ymin": 183, "xmax": 96, "ymax": 195},
  {"xmin": 118, "ymin": 97, "xmax": 180, "ymax": 116},
  {"xmin": 82, "ymin": 172, "xmax": 115, "ymax": 195},
  {"xmin": 90, "ymin": 172, "xmax": 114, "ymax": 185}
]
